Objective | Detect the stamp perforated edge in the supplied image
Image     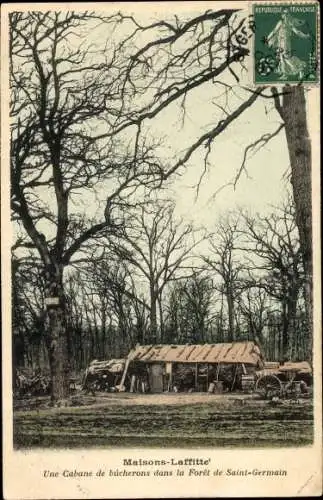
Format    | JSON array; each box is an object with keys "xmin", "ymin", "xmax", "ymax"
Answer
[{"xmin": 249, "ymin": 1, "xmax": 320, "ymax": 87}]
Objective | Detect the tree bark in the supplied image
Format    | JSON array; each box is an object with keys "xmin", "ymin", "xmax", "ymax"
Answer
[
  {"xmin": 281, "ymin": 300, "xmax": 289, "ymax": 361},
  {"xmin": 274, "ymin": 85, "xmax": 312, "ymax": 357},
  {"xmin": 150, "ymin": 284, "xmax": 158, "ymax": 343},
  {"xmin": 226, "ymin": 287, "xmax": 235, "ymax": 342},
  {"xmin": 44, "ymin": 264, "xmax": 69, "ymax": 402},
  {"xmin": 158, "ymin": 294, "xmax": 164, "ymax": 343},
  {"xmin": 101, "ymin": 307, "xmax": 107, "ymax": 360},
  {"xmin": 287, "ymin": 288, "xmax": 300, "ymax": 361}
]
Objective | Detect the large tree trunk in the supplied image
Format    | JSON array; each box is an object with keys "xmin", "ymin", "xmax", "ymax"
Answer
[
  {"xmin": 287, "ymin": 286, "xmax": 300, "ymax": 361},
  {"xmin": 149, "ymin": 284, "xmax": 158, "ymax": 343},
  {"xmin": 281, "ymin": 300, "xmax": 289, "ymax": 362},
  {"xmin": 158, "ymin": 293, "xmax": 164, "ymax": 343},
  {"xmin": 44, "ymin": 264, "xmax": 69, "ymax": 403},
  {"xmin": 274, "ymin": 85, "xmax": 312, "ymax": 358},
  {"xmin": 226, "ymin": 287, "xmax": 235, "ymax": 342}
]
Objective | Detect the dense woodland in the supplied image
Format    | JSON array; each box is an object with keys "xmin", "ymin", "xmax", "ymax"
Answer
[
  {"xmin": 13, "ymin": 197, "xmax": 310, "ymax": 372},
  {"xmin": 9, "ymin": 9, "xmax": 313, "ymax": 400}
]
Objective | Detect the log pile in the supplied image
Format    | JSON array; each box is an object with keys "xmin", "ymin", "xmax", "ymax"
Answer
[
  {"xmin": 241, "ymin": 375, "xmax": 256, "ymax": 392},
  {"xmin": 14, "ymin": 368, "xmax": 51, "ymax": 397},
  {"xmin": 82, "ymin": 359, "xmax": 125, "ymax": 393},
  {"xmin": 172, "ymin": 365, "xmax": 195, "ymax": 391},
  {"xmin": 171, "ymin": 364, "xmax": 243, "ymax": 393}
]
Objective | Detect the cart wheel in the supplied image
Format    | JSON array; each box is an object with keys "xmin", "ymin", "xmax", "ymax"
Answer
[{"xmin": 255, "ymin": 374, "xmax": 282, "ymax": 398}]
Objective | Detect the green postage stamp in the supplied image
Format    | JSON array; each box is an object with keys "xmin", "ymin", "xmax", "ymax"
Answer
[{"xmin": 253, "ymin": 3, "xmax": 319, "ymax": 84}]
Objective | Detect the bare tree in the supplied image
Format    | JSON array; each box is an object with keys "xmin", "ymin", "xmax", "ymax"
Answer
[
  {"xmin": 108, "ymin": 201, "xmax": 203, "ymax": 342},
  {"xmin": 64, "ymin": 272, "xmax": 91, "ymax": 370},
  {"xmin": 100, "ymin": 10, "xmax": 313, "ymax": 328},
  {"xmin": 82, "ymin": 258, "xmax": 150, "ymax": 353},
  {"xmin": 12, "ymin": 256, "xmax": 47, "ymax": 370},
  {"xmin": 240, "ymin": 202, "xmax": 304, "ymax": 360},
  {"xmin": 271, "ymin": 86, "xmax": 312, "ymax": 334},
  {"xmin": 163, "ymin": 274, "xmax": 214, "ymax": 344},
  {"xmin": 10, "ymin": 12, "xmax": 166, "ymax": 401},
  {"xmin": 203, "ymin": 214, "xmax": 245, "ymax": 342},
  {"xmin": 10, "ymin": 8, "xmax": 314, "ymax": 400},
  {"xmin": 237, "ymin": 287, "xmax": 269, "ymax": 345}
]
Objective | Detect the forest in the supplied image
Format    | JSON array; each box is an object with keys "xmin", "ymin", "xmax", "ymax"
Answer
[
  {"xmin": 9, "ymin": 8, "xmax": 313, "ymax": 402},
  {"xmin": 13, "ymin": 198, "xmax": 310, "ymax": 373}
]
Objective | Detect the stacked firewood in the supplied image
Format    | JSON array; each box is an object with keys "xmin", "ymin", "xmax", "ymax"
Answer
[
  {"xmin": 82, "ymin": 359, "xmax": 125, "ymax": 393},
  {"xmin": 14, "ymin": 368, "xmax": 51, "ymax": 397},
  {"xmin": 172, "ymin": 365, "xmax": 195, "ymax": 391}
]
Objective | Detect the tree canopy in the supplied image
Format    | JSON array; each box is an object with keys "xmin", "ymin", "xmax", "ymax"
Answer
[{"xmin": 8, "ymin": 7, "xmax": 314, "ymax": 401}]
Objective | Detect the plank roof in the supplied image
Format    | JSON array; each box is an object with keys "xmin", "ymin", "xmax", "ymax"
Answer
[{"xmin": 128, "ymin": 341, "xmax": 263, "ymax": 366}]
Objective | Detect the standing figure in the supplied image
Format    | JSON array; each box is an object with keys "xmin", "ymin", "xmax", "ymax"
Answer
[{"xmin": 266, "ymin": 9, "xmax": 310, "ymax": 79}]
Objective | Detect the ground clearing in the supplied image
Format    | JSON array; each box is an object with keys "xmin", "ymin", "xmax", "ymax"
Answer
[{"xmin": 13, "ymin": 392, "xmax": 313, "ymax": 449}]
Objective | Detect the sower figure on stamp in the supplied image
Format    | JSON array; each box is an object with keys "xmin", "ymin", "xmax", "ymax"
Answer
[{"xmin": 266, "ymin": 9, "xmax": 310, "ymax": 79}]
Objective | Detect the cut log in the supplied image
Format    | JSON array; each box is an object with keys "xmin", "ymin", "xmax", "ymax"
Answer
[
  {"xmin": 241, "ymin": 375, "xmax": 255, "ymax": 392},
  {"xmin": 15, "ymin": 369, "xmax": 51, "ymax": 397},
  {"xmin": 208, "ymin": 382, "xmax": 215, "ymax": 393},
  {"xmin": 214, "ymin": 381, "xmax": 223, "ymax": 393},
  {"xmin": 82, "ymin": 359, "xmax": 125, "ymax": 392},
  {"xmin": 130, "ymin": 375, "xmax": 136, "ymax": 393},
  {"xmin": 116, "ymin": 350, "xmax": 136, "ymax": 392}
]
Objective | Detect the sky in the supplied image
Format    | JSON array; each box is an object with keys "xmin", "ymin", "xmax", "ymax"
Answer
[
  {"xmin": 166, "ymin": 95, "xmax": 290, "ymax": 226},
  {"xmin": 89, "ymin": 3, "xmax": 291, "ymax": 225},
  {"xmin": 81, "ymin": 13, "xmax": 291, "ymax": 234},
  {"xmin": 9, "ymin": 3, "xmax": 295, "ymax": 251},
  {"xmin": 86, "ymin": 6, "xmax": 292, "ymax": 229}
]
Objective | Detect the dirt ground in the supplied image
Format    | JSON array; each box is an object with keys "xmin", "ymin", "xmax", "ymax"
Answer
[
  {"xmin": 13, "ymin": 390, "xmax": 313, "ymax": 449},
  {"xmin": 14, "ymin": 391, "xmax": 261, "ymax": 410},
  {"xmin": 86, "ymin": 392, "xmax": 257, "ymax": 406}
]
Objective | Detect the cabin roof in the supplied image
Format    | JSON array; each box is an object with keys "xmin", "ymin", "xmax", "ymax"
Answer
[{"xmin": 128, "ymin": 341, "xmax": 263, "ymax": 366}]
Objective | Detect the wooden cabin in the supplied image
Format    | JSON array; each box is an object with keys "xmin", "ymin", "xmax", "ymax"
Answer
[{"xmin": 119, "ymin": 341, "xmax": 265, "ymax": 393}]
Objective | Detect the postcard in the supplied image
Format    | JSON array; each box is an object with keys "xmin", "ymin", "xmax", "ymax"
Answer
[{"xmin": 1, "ymin": 1, "xmax": 321, "ymax": 498}]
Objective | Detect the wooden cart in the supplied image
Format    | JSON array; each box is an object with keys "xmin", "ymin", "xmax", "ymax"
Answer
[{"xmin": 255, "ymin": 363, "xmax": 312, "ymax": 399}]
